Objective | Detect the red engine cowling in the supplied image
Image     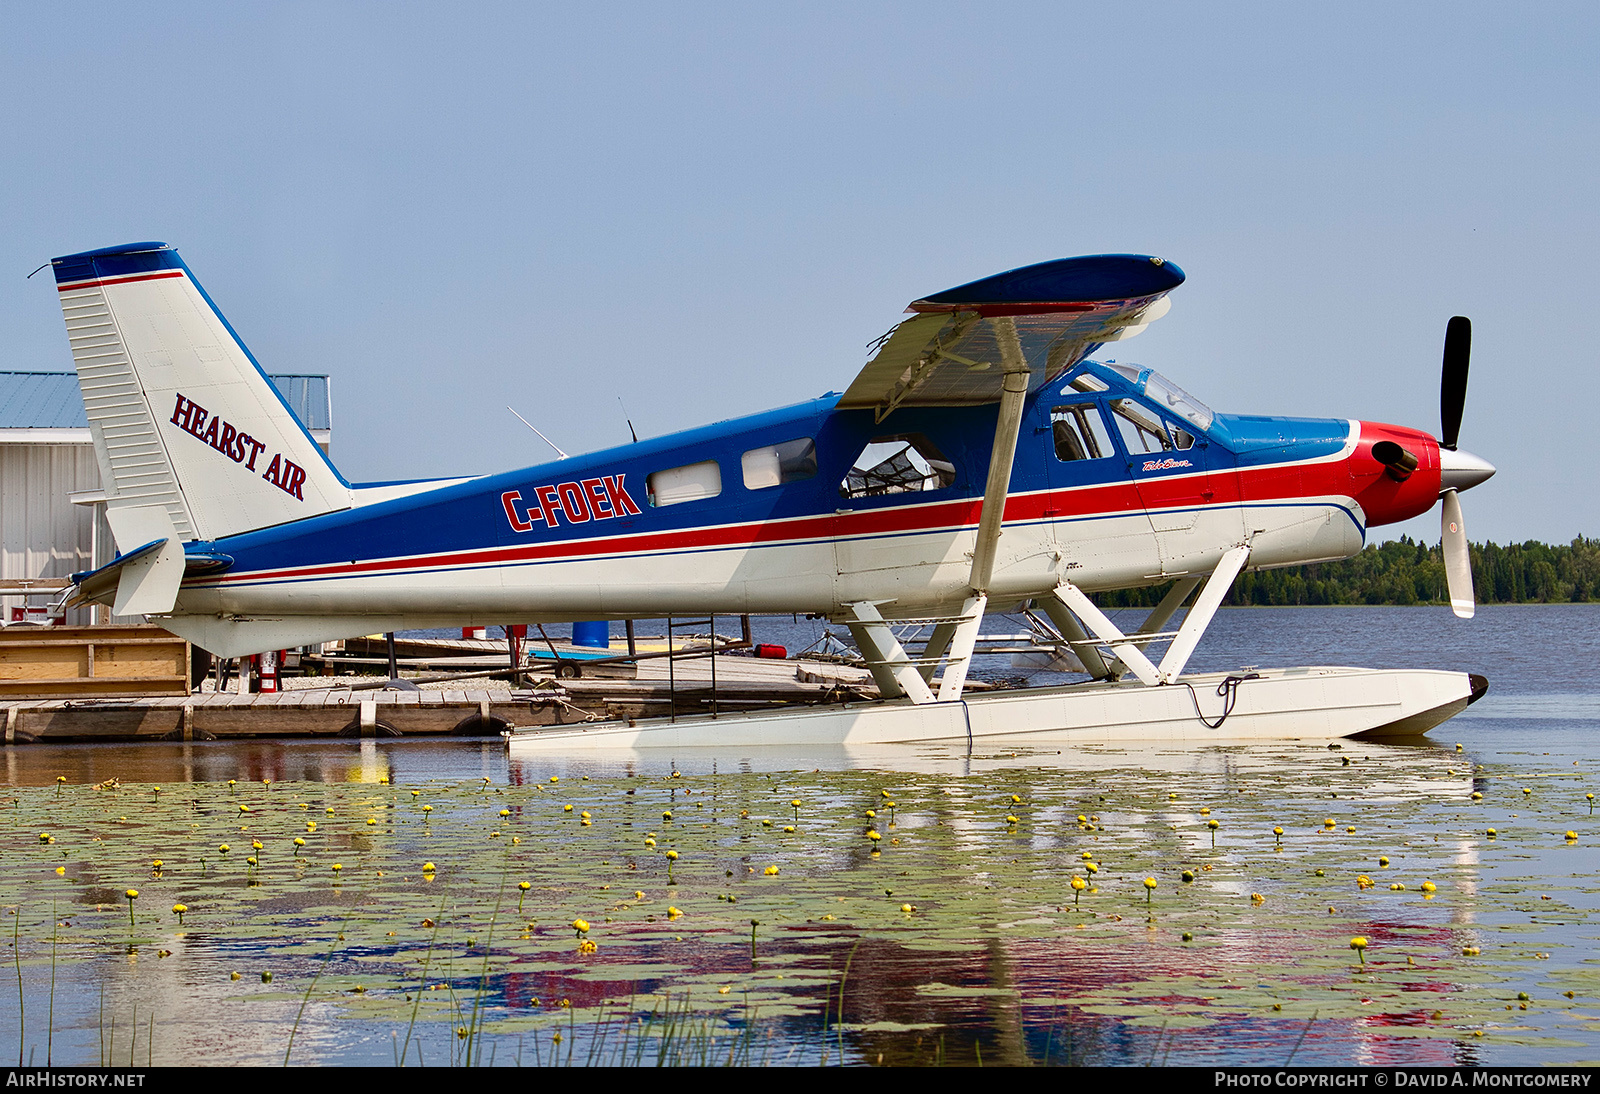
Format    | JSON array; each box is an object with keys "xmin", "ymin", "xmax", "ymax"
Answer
[{"xmin": 1349, "ymin": 422, "xmax": 1442, "ymax": 529}]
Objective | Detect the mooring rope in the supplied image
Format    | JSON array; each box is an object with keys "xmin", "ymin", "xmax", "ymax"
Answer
[{"xmin": 1175, "ymin": 672, "xmax": 1261, "ymax": 729}]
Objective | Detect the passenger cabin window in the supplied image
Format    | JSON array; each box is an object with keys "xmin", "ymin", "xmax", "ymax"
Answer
[
  {"xmin": 1051, "ymin": 403, "xmax": 1115, "ymax": 462},
  {"xmin": 647, "ymin": 460, "xmax": 722, "ymax": 507},
  {"xmin": 741, "ymin": 437, "xmax": 817, "ymax": 490},
  {"xmin": 839, "ymin": 434, "xmax": 955, "ymax": 500},
  {"xmin": 1110, "ymin": 399, "xmax": 1195, "ymax": 454}
]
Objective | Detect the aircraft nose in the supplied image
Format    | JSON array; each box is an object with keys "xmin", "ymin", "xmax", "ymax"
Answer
[{"xmin": 1439, "ymin": 447, "xmax": 1495, "ymax": 493}]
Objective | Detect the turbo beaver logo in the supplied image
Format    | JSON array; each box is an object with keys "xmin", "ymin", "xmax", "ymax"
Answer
[
  {"xmin": 1141, "ymin": 458, "xmax": 1194, "ymax": 472},
  {"xmin": 169, "ymin": 393, "xmax": 309, "ymax": 500},
  {"xmin": 501, "ymin": 478, "xmax": 642, "ymax": 532}
]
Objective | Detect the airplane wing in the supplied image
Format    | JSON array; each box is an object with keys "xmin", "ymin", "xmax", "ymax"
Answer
[{"xmin": 839, "ymin": 255, "xmax": 1184, "ymax": 423}]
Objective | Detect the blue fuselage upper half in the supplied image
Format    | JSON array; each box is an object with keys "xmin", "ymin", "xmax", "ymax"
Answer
[{"xmin": 189, "ymin": 360, "xmax": 1354, "ymax": 581}]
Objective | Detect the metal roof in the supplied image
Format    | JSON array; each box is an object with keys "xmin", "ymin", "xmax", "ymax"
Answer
[
  {"xmin": 266, "ymin": 374, "xmax": 333, "ymax": 432},
  {"xmin": 0, "ymin": 372, "xmax": 87, "ymax": 429},
  {"xmin": 0, "ymin": 371, "xmax": 331, "ymax": 431}
]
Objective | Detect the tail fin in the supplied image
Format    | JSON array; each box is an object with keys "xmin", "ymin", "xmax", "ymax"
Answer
[{"xmin": 51, "ymin": 242, "xmax": 351, "ymax": 550}]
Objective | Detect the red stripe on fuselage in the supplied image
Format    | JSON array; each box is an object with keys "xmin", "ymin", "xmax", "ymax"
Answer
[
  {"xmin": 194, "ymin": 423, "xmax": 1443, "ymax": 589},
  {"xmin": 193, "ymin": 457, "xmax": 1356, "ymax": 589},
  {"xmin": 200, "ymin": 494, "xmax": 995, "ymax": 586}
]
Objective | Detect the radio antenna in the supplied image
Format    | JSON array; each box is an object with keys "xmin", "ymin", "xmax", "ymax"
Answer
[
  {"xmin": 506, "ymin": 406, "xmax": 568, "ymax": 459},
  {"xmin": 618, "ymin": 397, "xmax": 639, "ymax": 443}
]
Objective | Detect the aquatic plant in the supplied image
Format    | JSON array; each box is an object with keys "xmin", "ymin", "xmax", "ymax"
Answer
[{"xmin": 5, "ymin": 747, "xmax": 1597, "ymax": 1067}]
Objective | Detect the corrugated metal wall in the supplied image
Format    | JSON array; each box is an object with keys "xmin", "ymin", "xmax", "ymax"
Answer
[
  {"xmin": 1, "ymin": 443, "xmax": 96, "ymax": 577},
  {"xmin": 0, "ymin": 441, "xmax": 122, "ymax": 624}
]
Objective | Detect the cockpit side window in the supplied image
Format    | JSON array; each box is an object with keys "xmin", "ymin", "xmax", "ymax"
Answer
[
  {"xmin": 1110, "ymin": 399, "xmax": 1195, "ymax": 454},
  {"xmin": 1050, "ymin": 403, "xmax": 1116, "ymax": 462},
  {"xmin": 839, "ymin": 434, "xmax": 956, "ymax": 499}
]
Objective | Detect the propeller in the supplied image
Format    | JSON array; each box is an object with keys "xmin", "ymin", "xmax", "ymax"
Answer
[
  {"xmin": 1434, "ymin": 315, "xmax": 1495, "ymax": 619},
  {"xmin": 1440, "ymin": 488, "xmax": 1473, "ymax": 619},
  {"xmin": 1440, "ymin": 316, "xmax": 1470, "ymax": 451}
]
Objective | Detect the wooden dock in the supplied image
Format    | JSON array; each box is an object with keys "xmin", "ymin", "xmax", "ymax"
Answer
[
  {"xmin": 0, "ymin": 654, "xmax": 881, "ymax": 743},
  {"xmin": 0, "ymin": 625, "xmax": 191, "ymax": 698}
]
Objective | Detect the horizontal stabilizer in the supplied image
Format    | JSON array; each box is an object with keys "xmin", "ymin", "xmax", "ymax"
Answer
[
  {"xmin": 69, "ymin": 535, "xmax": 187, "ymax": 617},
  {"xmin": 90, "ymin": 504, "xmax": 187, "ymax": 615},
  {"xmin": 69, "ymin": 537, "xmax": 165, "ymax": 607}
]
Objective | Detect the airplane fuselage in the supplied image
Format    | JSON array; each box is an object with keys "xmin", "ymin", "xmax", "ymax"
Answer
[{"xmin": 166, "ymin": 359, "xmax": 1444, "ymax": 652}]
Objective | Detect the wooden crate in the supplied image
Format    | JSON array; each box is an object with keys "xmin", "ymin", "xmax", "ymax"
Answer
[{"xmin": 0, "ymin": 625, "xmax": 190, "ymax": 698}]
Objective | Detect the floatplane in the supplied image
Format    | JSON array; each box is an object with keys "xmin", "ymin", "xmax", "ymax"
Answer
[{"xmin": 48, "ymin": 244, "xmax": 1493, "ymax": 749}]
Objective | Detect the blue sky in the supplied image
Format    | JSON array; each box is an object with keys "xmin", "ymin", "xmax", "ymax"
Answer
[{"xmin": 1, "ymin": 2, "xmax": 1594, "ymax": 545}]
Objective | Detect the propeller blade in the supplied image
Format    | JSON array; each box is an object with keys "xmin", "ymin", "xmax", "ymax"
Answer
[
  {"xmin": 1440, "ymin": 488, "xmax": 1474, "ymax": 619},
  {"xmin": 1440, "ymin": 315, "xmax": 1471, "ymax": 451}
]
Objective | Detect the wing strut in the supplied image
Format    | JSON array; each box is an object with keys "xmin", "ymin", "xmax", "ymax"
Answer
[
  {"xmin": 967, "ymin": 317, "xmax": 1031, "ymax": 596},
  {"xmin": 926, "ymin": 317, "xmax": 1031, "ymax": 704}
]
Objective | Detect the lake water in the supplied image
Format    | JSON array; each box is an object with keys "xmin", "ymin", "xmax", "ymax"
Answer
[{"xmin": 3, "ymin": 605, "xmax": 1598, "ymax": 1067}]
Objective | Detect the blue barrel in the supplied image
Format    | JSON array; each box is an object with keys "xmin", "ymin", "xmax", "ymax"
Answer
[{"xmin": 571, "ymin": 621, "xmax": 610, "ymax": 649}]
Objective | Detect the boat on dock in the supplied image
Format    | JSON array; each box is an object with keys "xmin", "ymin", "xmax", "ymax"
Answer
[{"xmin": 0, "ymin": 638, "xmax": 883, "ymax": 743}]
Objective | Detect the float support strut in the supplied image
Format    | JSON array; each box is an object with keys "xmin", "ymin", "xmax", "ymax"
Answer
[
  {"xmin": 1104, "ymin": 575, "xmax": 1202, "ymax": 678},
  {"xmin": 846, "ymin": 602, "xmax": 935, "ymax": 704},
  {"xmin": 1053, "ymin": 584, "xmax": 1164, "ymax": 686},
  {"xmin": 1039, "ymin": 595, "xmax": 1113, "ymax": 680},
  {"xmin": 936, "ymin": 594, "xmax": 987, "ymax": 702},
  {"xmin": 1157, "ymin": 544, "xmax": 1251, "ymax": 681}
]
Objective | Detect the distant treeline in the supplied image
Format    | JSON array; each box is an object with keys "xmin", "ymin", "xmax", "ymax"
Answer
[{"xmin": 1095, "ymin": 537, "xmax": 1600, "ymax": 608}]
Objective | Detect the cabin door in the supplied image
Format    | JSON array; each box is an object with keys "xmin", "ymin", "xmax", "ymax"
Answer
[
  {"xmin": 1043, "ymin": 399, "xmax": 1162, "ymax": 586},
  {"xmin": 1106, "ymin": 398, "xmax": 1241, "ymax": 578}
]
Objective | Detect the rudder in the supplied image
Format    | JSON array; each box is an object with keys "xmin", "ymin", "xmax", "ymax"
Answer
[{"xmin": 51, "ymin": 242, "xmax": 351, "ymax": 549}]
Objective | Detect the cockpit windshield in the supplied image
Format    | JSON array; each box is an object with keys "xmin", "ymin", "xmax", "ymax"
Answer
[
  {"xmin": 1091, "ymin": 363, "xmax": 1215, "ymax": 433},
  {"xmin": 1139, "ymin": 371, "xmax": 1214, "ymax": 432}
]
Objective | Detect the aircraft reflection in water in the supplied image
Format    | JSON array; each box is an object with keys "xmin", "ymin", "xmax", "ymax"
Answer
[
  {"xmin": 51, "ymin": 245, "xmax": 1492, "ymax": 744},
  {"xmin": 501, "ymin": 741, "xmax": 1481, "ymax": 1067}
]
